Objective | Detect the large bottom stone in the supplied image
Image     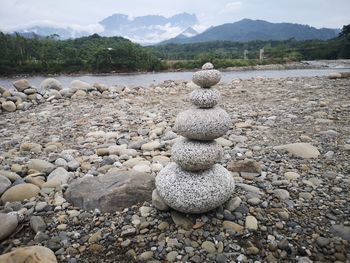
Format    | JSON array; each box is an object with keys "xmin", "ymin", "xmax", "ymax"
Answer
[
  {"xmin": 65, "ymin": 172, "xmax": 154, "ymax": 213},
  {"xmin": 174, "ymin": 107, "xmax": 231, "ymax": 140},
  {"xmin": 172, "ymin": 138, "xmax": 222, "ymax": 171},
  {"xmin": 155, "ymin": 163, "xmax": 235, "ymax": 213}
]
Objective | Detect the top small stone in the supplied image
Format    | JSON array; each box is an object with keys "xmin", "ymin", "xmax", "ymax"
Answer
[
  {"xmin": 202, "ymin": 62, "xmax": 214, "ymax": 70},
  {"xmin": 192, "ymin": 63, "xmax": 221, "ymax": 88}
]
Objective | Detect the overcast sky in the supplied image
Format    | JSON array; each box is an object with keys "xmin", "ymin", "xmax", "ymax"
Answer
[{"xmin": 1, "ymin": 0, "xmax": 349, "ymax": 32}]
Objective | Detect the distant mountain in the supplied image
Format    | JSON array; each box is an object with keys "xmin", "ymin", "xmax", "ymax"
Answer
[
  {"xmin": 99, "ymin": 12, "xmax": 198, "ymax": 44},
  {"xmin": 181, "ymin": 27, "xmax": 198, "ymax": 37},
  {"xmin": 160, "ymin": 27, "xmax": 198, "ymax": 45},
  {"xmin": 159, "ymin": 19, "xmax": 340, "ymax": 44}
]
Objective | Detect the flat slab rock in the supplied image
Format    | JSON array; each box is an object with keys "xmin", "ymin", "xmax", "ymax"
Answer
[
  {"xmin": 65, "ymin": 172, "xmax": 154, "ymax": 213},
  {"xmin": 274, "ymin": 143, "xmax": 320, "ymax": 159}
]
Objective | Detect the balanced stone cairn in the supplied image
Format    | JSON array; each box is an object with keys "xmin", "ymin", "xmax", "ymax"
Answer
[{"xmin": 154, "ymin": 63, "xmax": 235, "ymax": 213}]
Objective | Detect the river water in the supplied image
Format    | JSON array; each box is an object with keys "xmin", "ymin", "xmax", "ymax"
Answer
[{"xmin": 0, "ymin": 68, "xmax": 349, "ymax": 90}]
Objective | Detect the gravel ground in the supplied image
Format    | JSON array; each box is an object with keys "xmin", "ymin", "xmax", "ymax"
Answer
[{"xmin": 0, "ymin": 76, "xmax": 349, "ymax": 263}]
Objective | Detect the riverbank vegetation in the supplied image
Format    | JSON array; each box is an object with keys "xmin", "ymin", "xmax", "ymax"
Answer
[{"xmin": 0, "ymin": 24, "xmax": 349, "ymax": 75}]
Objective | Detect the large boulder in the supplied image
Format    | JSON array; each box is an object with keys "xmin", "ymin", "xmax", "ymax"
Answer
[
  {"xmin": 65, "ymin": 172, "xmax": 154, "ymax": 213},
  {"xmin": 0, "ymin": 246, "xmax": 57, "ymax": 263},
  {"xmin": 39, "ymin": 78, "xmax": 63, "ymax": 93}
]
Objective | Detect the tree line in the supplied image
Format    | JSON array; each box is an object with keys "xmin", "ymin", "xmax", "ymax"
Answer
[
  {"xmin": 150, "ymin": 24, "xmax": 350, "ymax": 69},
  {"xmin": 0, "ymin": 33, "xmax": 163, "ymax": 75},
  {"xmin": 0, "ymin": 24, "xmax": 349, "ymax": 76}
]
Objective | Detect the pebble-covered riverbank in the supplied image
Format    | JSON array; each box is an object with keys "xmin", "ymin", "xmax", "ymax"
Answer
[{"xmin": 0, "ymin": 76, "xmax": 349, "ymax": 262}]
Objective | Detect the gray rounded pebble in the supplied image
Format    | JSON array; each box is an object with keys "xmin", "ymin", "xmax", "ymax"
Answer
[
  {"xmin": 172, "ymin": 138, "xmax": 222, "ymax": 171},
  {"xmin": 190, "ymin": 88, "xmax": 220, "ymax": 108},
  {"xmin": 192, "ymin": 69, "xmax": 221, "ymax": 87},
  {"xmin": 0, "ymin": 175, "xmax": 11, "ymax": 196},
  {"xmin": 174, "ymin": 107, "xmax": 231, "ymax": 140},
  {"xmin": 155, "ymin": 163, "xmax": 235, "ymax": 213}
]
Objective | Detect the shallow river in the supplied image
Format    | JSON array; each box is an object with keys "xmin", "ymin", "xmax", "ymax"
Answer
[{"xmin": 1, "ymin": 68, "xmax": 349, "ymax": 90}]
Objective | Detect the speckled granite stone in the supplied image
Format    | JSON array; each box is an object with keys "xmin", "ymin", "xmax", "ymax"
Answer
[
  {"xmin": 172, "ymin": 138, "xmax": 223, "ymax": 171},
  {"xmin": 202, "ymin": 62, "xmax": 214, "ymax": 70},
  {"xmin": 174, "ymin": 107, "xmax": 231, "ymax": 140},
  {"xmin": 155, "ymin": 162, "xmax": 235, "ymax": 213},
  {"xmin": 190, "ymin": 88, "xmax": 220, "ymax": 108},
  {"xmin": 192, "ymin": 69, "xmax": 221, "ymax": 87}
]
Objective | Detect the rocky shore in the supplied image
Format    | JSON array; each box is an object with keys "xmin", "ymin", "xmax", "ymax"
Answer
[{"xmin": 0, "ymin": 76, "xmax": 349, "ymax": 262}]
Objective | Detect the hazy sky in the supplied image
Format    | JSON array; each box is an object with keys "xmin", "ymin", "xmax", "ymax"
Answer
[{"xmin": 1, "ymin": 0, "xmax": 349, "ymax": 32}]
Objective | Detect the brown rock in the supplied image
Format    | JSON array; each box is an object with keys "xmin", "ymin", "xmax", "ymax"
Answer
[
  {"xmin": 227, "ymin": 159, "xmax": 261, "ymax": 174},
  {"xmin": 1, "ymin": 183, "xmax": 40, "ymax": 203},
  {"xmin": 0, "ymin": 246, "xmax": 57, "ymax": 263},
  {"xmin": 13, "ymin": 79, "xmax": 30, "ymax": 92}
]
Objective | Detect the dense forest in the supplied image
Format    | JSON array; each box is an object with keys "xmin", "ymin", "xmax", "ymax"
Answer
[
  {"xmin": 0, "ymin": 24, "xmax": 349, "ymax": 75},
  {"xmin": 0, "ymin": 33, "xmax": 163, "ymax": 75}
]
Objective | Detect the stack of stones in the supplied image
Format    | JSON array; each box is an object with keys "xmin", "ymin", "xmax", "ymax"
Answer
[{"xmin": 154, "ymin": 63, "xmax": 235, "ymax": 213}]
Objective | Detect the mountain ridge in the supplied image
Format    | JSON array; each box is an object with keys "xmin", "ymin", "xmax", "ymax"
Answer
[{"xmin": 159, "ymin": 19, "xmax": 339, "ymax": 44}]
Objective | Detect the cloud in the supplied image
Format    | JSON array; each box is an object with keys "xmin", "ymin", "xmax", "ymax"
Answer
[
  {"xmin": 220, "ymin": 1, "xmax": 242, "ymax": 14},
  {"xmin": 1, "ymin": 20, "xmax": 104, "ymax": 34},
  {"xmin": 127, "ymin": 23, "xmax": 184, "ymax": 44}
]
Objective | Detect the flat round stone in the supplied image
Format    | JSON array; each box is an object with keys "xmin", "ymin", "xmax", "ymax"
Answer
[
  {"xmin": 190, "ymin": 88, "xmax": 220, "ymax": 108},
  {"xmin": 174, "ymin": 107, "xmax": 231, "ymax": 140},
  {"xmin": 192, "ymin": 70, "xmax": 221, "ymax": 87},
  {"xmin": 155, "ymin": 163, "xmax": 235, "ymax": 213},
  {"xmin": 172, "ymin": 138, "xmax": 222, "ymax": 171}
]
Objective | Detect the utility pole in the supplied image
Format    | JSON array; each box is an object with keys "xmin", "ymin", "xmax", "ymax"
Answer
[
  {"xmin": 244, "ymin": 50, "xmax": 248, "ymax": 60},
  {"xmin": 259, "ymin": 48, "xmax": 264, "ymax": 61}
]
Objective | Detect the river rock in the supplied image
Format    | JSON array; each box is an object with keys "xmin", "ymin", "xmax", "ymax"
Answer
[
  {"xmin": 331, "ymin": 225, "xmax": 350, "ymax": 240},
  {"xmin": 1, "ymin": 183, "xmax": 41, "ymax": 203},
  {"xmin": 0, "ymin": 175, "xmax": 11, "ymax": 195},
  {"xmin": 2, "ymin": 101, "xmax": 16, "ymax": 112},
  {"xmin": 155, "ymin": 163, "xmax": 235, "ymax": 213},
  {"xmin": 172, "ymin": 138, "xmax": 222, "ymax": 171},
  {"xmin": 0, "ymin": 246, "xmax": 57, "ymax": 263},
  {"xmin": 284, "ymin": 171, "xmax": 300, "ymax": 180},
  {"xmin": 0, "ymin": 85, "xmax": 6, "ymax": 94},
  {"xmin": 30, "ymin": 216, "xmax": 46, "ymax": 233},
  {"xmin": 227, "ymin": 159, "xmax": 261, "ymax": 173},
  {"xmin": 192, "ymin": 69, "xmax": 221, "ymax": 87},
  {"xmin": 245, "ymin": 215, "xmax": 258, "ymax": 230},
  {"xmin": 190, "ymin": 88, "xmax": 220, "ymax": 108},
  {"xmin": 28, "ymin": 159, "xmax": 55, "ymax": 174},
  {"xmin": 40, "ymin": 78, "xmax": 63, "ymax": 93},
  {"xmin": 70, "ymin": 80, "xmax": 91, "ymax": 91},
  {"xmin": 141, "ymin": 141, "xmax": 161, "ymax": 151},
  {"xmin": 46, "ymin": 167, "xmax": 70, "ymax": 186},
  {"xmin": 65, "ymin": 171, "xmax": 154, "ymax": 212},
  {"xmin": 274, "ymin": 143, "xmax": 320, "ymax": 158},
  {"xmin": 59, "ymin": 88, "xmax": 75, "ymax": 98},
  {"xmin": 152, "ymin": 189, "xmax": 170, "ymax": 211},
  {"xmin": 0, "ymin": 170, "xmax": 22, "ymax": 182},
  {"xmin": 174, "ymin": 107, "xmax": 231, "ymax": 140},
  {"xmin": 0, "ymin": 213, "xmax": 18, "ymax": 241},
  {"xmin": 13, "ymin": 79, "xmax": 30, "ymax": 92}
]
